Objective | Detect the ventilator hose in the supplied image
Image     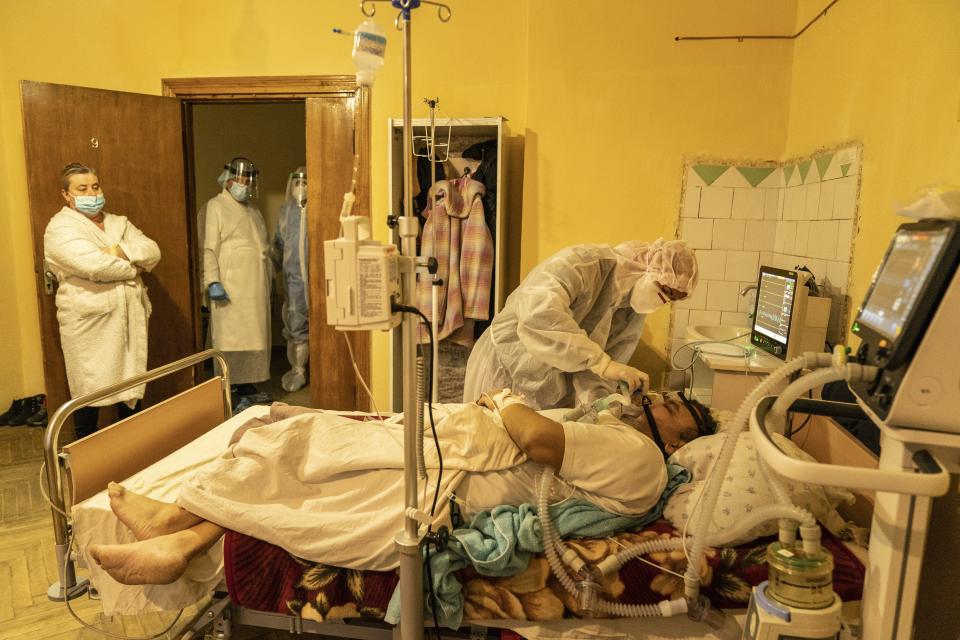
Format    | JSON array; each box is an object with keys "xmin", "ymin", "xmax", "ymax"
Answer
[
  {"xmin": 537, "ymin": 467, "xmax": 578, "ymax": 597},
  {"xmin": 594, "ymin": 599, "xmax": 663, "ymax": 617},
  {"xmin": 705, "ymin": 503, "xmax": 814, "ymax": 548},
  {"xmin": 683, "ymin": 353, "xmax": 831, "ymax": 600}
]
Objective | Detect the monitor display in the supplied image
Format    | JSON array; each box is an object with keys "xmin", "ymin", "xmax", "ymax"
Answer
[
  {"xmin": 857, "ymin": 228, "xmax": 950, "ymax": 340},
  {"xmin": 753, "ymin": 269, "xmax": 798, "ymax": 347}
]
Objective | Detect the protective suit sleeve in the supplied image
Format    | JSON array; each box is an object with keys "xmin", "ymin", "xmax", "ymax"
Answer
[
  {"xmin": 602, "ymin": 308, "xmax": 646, "ymax": 364},
  {"xmin": 118, "ymin": 220, "xmax": 161, "ymax": 272},
  {"xmin": 44, "ymin": 218, "xmax": 137, "ymax": 282},
  {"xmin": 201, "ymin": 200, "xmax": 223, "ymax": 288},
  {"xmin": 514, "ymin": 258, "xmax": 609, "ymax": 373}
]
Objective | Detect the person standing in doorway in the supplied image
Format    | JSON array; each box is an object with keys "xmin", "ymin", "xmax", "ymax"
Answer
[
  {"xmin": 201, "ymin": 157, "xmax": 271, "ymax": 394},
  {"xmin": 44, "ymin": 163, "xmax": 161, "ymax": 438},
  {"xmin": 272, "ymin": 167, "xmax": 310, "ymax": 392}
]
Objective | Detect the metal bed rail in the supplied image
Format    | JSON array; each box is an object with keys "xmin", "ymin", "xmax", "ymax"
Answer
[{"xmin": 42, "ymin": 349, "xmax": 231, "ymax": 601}]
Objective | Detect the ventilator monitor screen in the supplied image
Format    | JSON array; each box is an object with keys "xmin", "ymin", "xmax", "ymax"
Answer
[
  {"xmin": 753, "ymin": 268, "xmax": 798, "ymax": 347},
  {"xmin": 857, "ymin": 229, "xmax": 950, "ymax": 340}
]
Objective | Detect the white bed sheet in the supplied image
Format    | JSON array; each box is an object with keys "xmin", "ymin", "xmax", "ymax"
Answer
[{"xmin": 71, "ymin": 405, "xmax": 271, "ymax": 616}]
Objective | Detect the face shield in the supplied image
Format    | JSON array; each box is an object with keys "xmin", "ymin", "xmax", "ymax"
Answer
[
  {"xmin": 225, "ymin": 157, "xmax": 260, "ymax": 201},
  {"xmin": 286, "ymin": 167, "xmax": 307, "ymax": 207}
]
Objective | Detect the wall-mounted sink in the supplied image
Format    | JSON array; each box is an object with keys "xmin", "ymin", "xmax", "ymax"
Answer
[{"xmin": 686, "ymin": 325, "xmax": 751, "ymax": 343}]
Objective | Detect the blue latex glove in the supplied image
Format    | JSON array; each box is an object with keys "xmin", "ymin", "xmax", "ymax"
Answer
[{"xmin": 208, "ymin": 282, "xmax": 229, "ymax": 301}]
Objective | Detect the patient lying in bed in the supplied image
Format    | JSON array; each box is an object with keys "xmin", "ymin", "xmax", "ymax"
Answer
[{"xmin": 89, "ymin": 391, "xmax": 714, "ymax": 586}]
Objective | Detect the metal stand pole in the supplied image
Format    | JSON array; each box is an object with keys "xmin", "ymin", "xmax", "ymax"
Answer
[{"xmin": 395, "ymin": 7, "xmax": 425, "ymax": 640}]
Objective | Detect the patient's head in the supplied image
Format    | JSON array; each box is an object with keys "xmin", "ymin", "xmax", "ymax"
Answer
[{"xmin": 619, "ymin": 391, "xmax": 717, "ymax": 457}]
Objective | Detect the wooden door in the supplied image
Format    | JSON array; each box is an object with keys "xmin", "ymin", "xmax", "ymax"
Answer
[
  {"xmin": 21, "ymin": 81, "xmax": 196, "ymax": 416},
  {"xmin": 306, "ymin": 94, "xmax": 371, "ymax": 410}
]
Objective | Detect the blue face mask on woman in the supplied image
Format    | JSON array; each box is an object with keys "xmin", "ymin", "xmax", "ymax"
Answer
[{"xmin": 73, "ymin": 194, "xmax": 106, "ymax": 216}]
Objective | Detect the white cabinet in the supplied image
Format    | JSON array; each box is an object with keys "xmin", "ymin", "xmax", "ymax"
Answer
[{"xmin": 387, "ymin": 117, "xmax": 509, "ymax": 410}]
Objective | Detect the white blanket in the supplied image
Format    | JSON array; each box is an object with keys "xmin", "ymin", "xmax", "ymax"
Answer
[
  {"xmin": 71, "ymin": 406, "xmax": 272, "ymax": 616},
  {"xmin": 178, "ymin": 403, "xmax": 526, "ymax": 571}
]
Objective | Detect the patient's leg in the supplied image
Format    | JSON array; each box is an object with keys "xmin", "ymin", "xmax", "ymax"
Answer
[
  {"xmin": 89, "ymin": 521, "xmax": 224, "ymax": 585},
  {"xmin": 108, "ymin": 482, "xmax": 203, "ymax": 540}
]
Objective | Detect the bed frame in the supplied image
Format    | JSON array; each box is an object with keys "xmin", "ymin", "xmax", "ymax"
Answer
[{"xmin": 41, "ymin": 349, "xmax": 500, "ymax": 640}]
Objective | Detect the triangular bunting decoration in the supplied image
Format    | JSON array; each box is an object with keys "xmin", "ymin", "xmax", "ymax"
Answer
[
  {"xmin": 815, "ymin": 153, "xmax": 834, "ymax": 180},
  {"xmin": 693, "ymin": 164, "xmax": 730, "ymax": 187},
  {"xmin": 840, "ymin": 163, "xmax": 852, "ymax": 177},
  {"xmin": 784, "ymin": 165, "xmax": 796, "ymax": 185},
  {"xmin": 798, "ymin": 159, "xmax": 813, "ymax": 183},
  {"xmin": 736, "ymin": 166, "xmax": 776, "ymax": 188}
]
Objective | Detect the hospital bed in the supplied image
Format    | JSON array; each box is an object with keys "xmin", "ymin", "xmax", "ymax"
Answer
[{"xmin": 41, "ymin": 349, "xmax": 868, "ymax": 640}]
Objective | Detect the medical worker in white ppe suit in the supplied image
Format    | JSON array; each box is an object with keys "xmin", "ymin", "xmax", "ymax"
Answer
[
  {"xmin": 202, "ymin": 157, "xmax": 272, "ymax": 386},
  {"xmin": 44, "ymin": 162, "xmax": 161, "ymax": 438},
  {"xmin": 272, "ymin": 167, "xmax": 310, "ymax": 392},
  {"xmin": 463, "ymin": 239, "xmax": 699, "ymax": 410}
]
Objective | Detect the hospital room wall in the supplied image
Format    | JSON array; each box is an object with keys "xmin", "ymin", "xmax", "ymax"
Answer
[
  {"xmin": 521, "ymin": 1, "xmax": 797, "ymax": 385},
  {"xmin": 0, "ymin": 0, "xmax": 529, "ymax": 406},
  {"xmin": 784, "ymin": 0, "xmax": 960, "ymax": 345}
]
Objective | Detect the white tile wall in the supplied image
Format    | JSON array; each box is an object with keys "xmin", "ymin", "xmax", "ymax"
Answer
[
  {"xmin": 675, "ymin": 283, "xmax": 709, "ymax": 310},
  {"xmin": 744, "ymin": 220, "xmax": 776, "ymax": 251},
  {"xmin": 833, "ymin": 176, "xmax": 858, "ymax": 219},
  {"xmin": 676, "ymin": 149, "xmax": 861, "ymax": 389},
  {"xmin": 818, "ymin": 181, "xmax": 836, "ymax": 220},
  {"xmin": 713, "ymin": 219, "xmax": 746, "ymax": 250},
  {"xmin": 783, "ymin": 187, "xmax": 806, "ymax": 220},
  {"xmin": 725, "ymin": 250, "xmax": 760, "ymax": 281},
  {"xmin": 732, "ymin": 188, "xmax": 764, "ymax": 219},
  {"xmin": 762, "ymin": 189, "xmax": 779, "ymax": 220},
  {"xmin": 689, "ymin": 309, "xmax": 722, "ymax": 328},
  {"xmin": 700, "ymin": 187, "xmax": 734, "ymax": 219},
  {"xmin": 682, "ymin": 219, "xmax": 714, "ymax": 249},
  {"xmin": 683, "ymin": 186, "xmax": 701, "ymax": 218},
  {"xmin": 795, "ymin": 221, "xmax": 810, "ymax": 255},
  {"xmin": 837, "ymin": 219, "xmax": 854, "ymax": 261},
  {"xmin": 695, "ymin": 249, "xmax": 726, "ymax": 277},
  {"xmin": 721, "ymin": 311, "xmax": 750, "ymax": 327},
  {"xmin": 706, "ymin": 280, "xmax": 740, "ymax": 312},
  {"xmin": 803, "ymin": 183, "xmax": 821, "ymax": 220}
]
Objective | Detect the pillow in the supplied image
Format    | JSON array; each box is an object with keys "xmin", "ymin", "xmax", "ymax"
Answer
[{"xmin": 663, "ymin": 430, "xmax": 855, "ymax": 545}]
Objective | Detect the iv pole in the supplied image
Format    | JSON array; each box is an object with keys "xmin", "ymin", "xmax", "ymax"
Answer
[{"xmin": 358, "ymin": 2, "xmax": 451, "ymax": 639}]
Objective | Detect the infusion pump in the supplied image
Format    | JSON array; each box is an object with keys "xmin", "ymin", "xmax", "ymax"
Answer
[{"xmin": 324, "ymin": 215, "xmax": 403, "ymax": 331}]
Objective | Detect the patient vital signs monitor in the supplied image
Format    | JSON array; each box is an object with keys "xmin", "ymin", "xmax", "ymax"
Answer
[
  {"xmin": 851, "ymin": 219, "xmax": 960, "ymax": 432},
  {"xmin": 750, "ymin": 267, "xmax": 808, "ymax": 360}
]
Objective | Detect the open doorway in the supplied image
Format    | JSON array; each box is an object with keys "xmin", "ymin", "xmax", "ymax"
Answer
[{"xmin": 188, "ymin": 101, "xmax": 310, "ymax": 409}]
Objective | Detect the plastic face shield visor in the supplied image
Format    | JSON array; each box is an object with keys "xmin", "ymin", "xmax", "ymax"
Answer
[
  {"xmin": 225, "ymin": 158, "xmax": 260, "ymax": 199},
  {"xmin": 638, "ymin": 391, "xmax": 710, "ymax": 460}
]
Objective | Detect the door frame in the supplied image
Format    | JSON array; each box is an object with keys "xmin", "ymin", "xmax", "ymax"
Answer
[{"xmin": 162, "ymin": 76, "xmax": 371, "ymax": 409}]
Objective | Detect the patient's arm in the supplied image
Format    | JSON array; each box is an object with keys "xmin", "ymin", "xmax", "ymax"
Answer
[{"xmin": 499, "ymin": 403, "xmax": 565, "ymax": 469}]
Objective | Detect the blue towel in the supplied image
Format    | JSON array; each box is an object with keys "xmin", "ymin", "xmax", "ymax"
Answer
[{"xmin": 386, "ymin": 464, "xmax": 691, "ymax": 629}]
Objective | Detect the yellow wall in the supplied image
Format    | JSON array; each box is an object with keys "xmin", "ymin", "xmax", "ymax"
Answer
[
  {"xmin": 4, "ymin": 0, "xmax": 956, "ymax": 409},
  {"xmin": 522, "ymin": 1, "xmax": 797, "ymax": 383},
  {"xmin": 785, "ymin": 0, "xmax": 960, "ymax": 346},
  {"xmin": 0, "ymin": 0, "xmax": 529, "ymax": 408}
]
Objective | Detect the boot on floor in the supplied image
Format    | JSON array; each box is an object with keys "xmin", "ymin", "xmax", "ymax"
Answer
[
  {"xmin": 0, "ymin": 398, "xmax": 27, "ymax": 426},
  {"xmin": 9, "ymin": 395, "xmax": 43, "ymax": 426},
  {"xmin": 26, "ymin": 396, "xmax": 48, "ymax": 428}
]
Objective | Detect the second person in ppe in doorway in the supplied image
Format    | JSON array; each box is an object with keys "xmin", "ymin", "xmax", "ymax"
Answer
[
  {"xmin": 202, "ymin": 157, "xmax": 272, "ymax": 386},
  {"xmin": 272, "ymin": 167, "xmax": 309, "ymax": 392},
  {"xmin": 463, "ymin": 240, "xmax": 699, "ymax": 410}
]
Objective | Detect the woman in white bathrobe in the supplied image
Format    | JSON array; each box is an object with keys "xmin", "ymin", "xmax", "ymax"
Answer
[{"xmin": 44, "ymin": 163, "xmax": 161, "ymax": 438}]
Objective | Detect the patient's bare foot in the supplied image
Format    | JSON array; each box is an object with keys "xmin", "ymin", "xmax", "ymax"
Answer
[
  {"xmin": 89, "ymin": 521, "xmax": 225, "ymax": 586},
  {"xmin": 108, "ymin": 483, "xmax": 201, "ymax": 540},
  {"xmin": 89, "ymin": 535, "xmax": 190, "ymax": 585}
]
